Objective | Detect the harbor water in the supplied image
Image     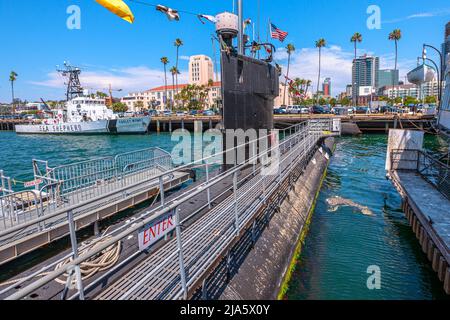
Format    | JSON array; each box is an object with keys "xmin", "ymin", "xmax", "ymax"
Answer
[
  {"xmin": 286, "ymin": 134, "xmax": 449, "ymax": 300},
  {"xmin": 0, "ymin": 132, "xmax": 448, "ymax": 299}
]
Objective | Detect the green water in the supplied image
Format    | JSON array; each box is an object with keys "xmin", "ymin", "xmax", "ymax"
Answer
[
  {"xmin": 0, "ymin": 132, "xmax": 179, "ymax": 185},
  {"xmin": 286, "ymin": 134, "xmax": 449, "ymax": 300}
]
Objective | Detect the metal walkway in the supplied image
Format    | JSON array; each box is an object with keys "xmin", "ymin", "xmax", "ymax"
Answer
[
  {"xmin": 3, "ymin": 119, "xmax": 341, "ymax": 300},
  {"xmin": 0, "ymin": 148, "xmax": 190, "ymax": 264}
]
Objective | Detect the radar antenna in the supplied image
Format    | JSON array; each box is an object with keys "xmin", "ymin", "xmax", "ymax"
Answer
[{"xmin": 57, "ymin": 62, "xmax": 83, "ymax": 101}]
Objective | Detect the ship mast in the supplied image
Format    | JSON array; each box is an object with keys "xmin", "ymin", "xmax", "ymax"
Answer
[{"xmin": 57, "ymin": 62, "xmax": 83, "ymax": 101}]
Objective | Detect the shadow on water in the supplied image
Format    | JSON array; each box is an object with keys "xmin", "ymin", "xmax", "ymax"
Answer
[{"xmin": 285, "ymin": 134, "xmax": 449, "ymax": 300}]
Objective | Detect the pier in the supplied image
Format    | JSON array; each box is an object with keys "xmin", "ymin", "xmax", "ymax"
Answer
[
  {"xmin": 0, "ymin": 148, "xmax": 190, "ymax": 265},
  {"xmin": 387, "ymin": 131, "xmax": 450, "ymax": 295},
  {"xmin": 0, "ymin": 119, "xmax": 341, "ymax": 300}
]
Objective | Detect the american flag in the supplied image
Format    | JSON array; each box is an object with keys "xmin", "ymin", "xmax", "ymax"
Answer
[{"xmin": 270, "ymin": 23, "xmax": 288, "ymax": 42}]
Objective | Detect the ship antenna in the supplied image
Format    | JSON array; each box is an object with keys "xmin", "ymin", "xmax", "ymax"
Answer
[{"xmin": 57, "ymin": 62, "xmax": 84, "ymax": 101}]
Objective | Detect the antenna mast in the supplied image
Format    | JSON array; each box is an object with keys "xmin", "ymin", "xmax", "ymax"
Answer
[{"xmin": 57, "ymin": 62, "xmax": 83, "ymax": 101}]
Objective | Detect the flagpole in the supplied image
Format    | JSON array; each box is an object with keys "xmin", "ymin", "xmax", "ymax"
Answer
[
  {"xmin": 267, "ymin": 18, "xmax": 270, "ymax": 43},
  {"xmin": 237, "ymin": 0, "xmax": 244, "ymax": 55}
]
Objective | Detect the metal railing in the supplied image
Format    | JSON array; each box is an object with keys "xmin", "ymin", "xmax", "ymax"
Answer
[
  {"xmin": 2, "ymin": 118, "xmax": 340, "ymax": 300},
  {"xmin": 0, "ymin": 148, "xmax": 173, "ymax": 240},
  {"xmin": 391, "ymin": 149, "xmax": 450, "ymax": 201}
]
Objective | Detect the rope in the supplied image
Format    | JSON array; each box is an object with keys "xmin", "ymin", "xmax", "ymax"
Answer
[{"xmin": 0, "ymin": 228, "xmax": 121, "ymax": 288}]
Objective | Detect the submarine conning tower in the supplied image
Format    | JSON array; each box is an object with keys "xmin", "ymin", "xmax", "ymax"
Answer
[{"xmin": 215, "ymin": 12, "xmax": 280, "ymax": 166}]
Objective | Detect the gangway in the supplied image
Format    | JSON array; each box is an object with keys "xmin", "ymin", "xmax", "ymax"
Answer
[
  {"xmin": 2, "ymin": 119, "xmax": 341, "ymax": 300},
  {"xmin": 0, "ymin": 147, "xmax": 190, "ymax": 265}
]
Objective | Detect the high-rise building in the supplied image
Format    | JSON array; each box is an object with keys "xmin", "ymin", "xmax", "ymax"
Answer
[
  {"xmin": 322, "ymin": 78, "xmax": 331, "ymax": 97},
  {"xmin": 352, "ymin": 55, "xmax": 380, "ymax": 103},
  {"xmin": 378, "ymin": 69, "xmax": 399, "ymax": 89},
  {"xmin": 189, "ymin": 55, "xmax": 214, "ymax": 85}
]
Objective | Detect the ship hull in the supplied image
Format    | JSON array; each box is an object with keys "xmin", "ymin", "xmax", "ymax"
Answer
[{"xmin": 15, "ymin": 117, "xmax": 151, "ymax": 134}]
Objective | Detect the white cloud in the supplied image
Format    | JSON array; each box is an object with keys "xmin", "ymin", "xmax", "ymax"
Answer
[
  {"xmin": 273, "ymin": 45, "xmax": 418, "ymax": 96},
  {"xmin": 29, "ymin": 66, "xmax": 189, "ymax": 96},
  {"xmin": 179, "ymin": 55, "xmax": 191, "ymax": 61},
  {"xmin": 274, "ymin": 45, "xmax": 354, "ymax": 96},
  {"xmin": 384, "ymin": 9, "xmax": 450, "ymax": 24}
]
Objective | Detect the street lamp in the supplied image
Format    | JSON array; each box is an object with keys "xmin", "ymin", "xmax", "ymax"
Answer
[
  {"xmin": 423, "ymin": 44, "xmax": 443, "ymax": 111},
  {"xmin": 418, "ymin": 54, "xmax": 441, "ymax": 109}
]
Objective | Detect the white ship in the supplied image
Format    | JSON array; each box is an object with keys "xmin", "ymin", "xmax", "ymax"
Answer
[
  {"xmin": 16, "ymin": 96, "xmax": 150, "ymax": 134},
  {"xmin": 15, "ymin": 62, "xmax": 150, "ymax": 135}
]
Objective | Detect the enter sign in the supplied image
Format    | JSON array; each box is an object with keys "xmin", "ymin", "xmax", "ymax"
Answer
[{"xmin": 138, "ymin": 209, "xmax": 176, "ymax": 251}]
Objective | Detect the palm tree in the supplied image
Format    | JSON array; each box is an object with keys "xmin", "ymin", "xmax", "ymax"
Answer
[
  {"xmin": 170, "ymin": 66, "xmax": 179, "ymax": 109},
  {"xmin": 315, "ymin": 39, "xmax": 326, "ymax": 105},
  {"xmin": 9, "ymin": 71, "xmax": 18, "ymax": 112},
  {"xmin": 283, "ymin": 43, "xmax": 295, "ymax": 106},
  {"xmin": 160, "ymin": 57, "xmax": 169, "ymax": 110},
  {"xmin": 174, "ymin": 38, "xmax": 183, "ymax": 98},
  {"xmin": 350, "ymin": 33, "xmax": 362, "ymax": 105},
  {"xmin": 350, "ymin": 32, "xmax": 362, "ymax": 60},
  {"xmin": 388, "ymin": 29, "xmax": 402, "ymax": 73},
  {"xmin": 389, "ymin": 29, "xmax": 402, "ymax": 98}
]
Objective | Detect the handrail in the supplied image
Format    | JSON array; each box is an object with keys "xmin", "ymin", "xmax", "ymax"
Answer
[{"xmin": 5, "ymin": 119, "xmax": 339, "ymax": 300}]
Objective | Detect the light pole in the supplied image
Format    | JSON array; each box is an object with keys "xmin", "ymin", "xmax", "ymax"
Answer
[
  {"xmin": 423, "ymin": 45, "xmax": 443, "ymax": 110},
  {"xmin": 420, "ymin": 53, "xmax": 441, "ymax": 110}
]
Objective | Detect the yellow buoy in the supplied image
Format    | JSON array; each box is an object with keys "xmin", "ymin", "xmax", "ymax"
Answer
[{"xmin": 95, "ymin": 0, "xmax": 135, "ymax": 24}]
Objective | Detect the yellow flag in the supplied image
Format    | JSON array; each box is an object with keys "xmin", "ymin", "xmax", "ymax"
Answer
[{"xmin": 95, "ymin": 0, "xmax": 135, "ymax": 24}]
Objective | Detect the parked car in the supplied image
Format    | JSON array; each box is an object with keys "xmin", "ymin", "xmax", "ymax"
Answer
[
  {"xmin": 311, "ymin": 105, "xmax": 327, "ymax": 114},
  {"xmin": 299, "ymin": 107, "xmax": 309, "ymax": 114},
  {"xmin": 163, "ymin": 110, "xmax": 172, "ymax": 117},
  {"xmin": 355, "ymin": 106, "xmax": 370, "ymax": 114},
  {"xmin": 286, "ymin": 105, "xmax": 301, "ymax": 114},
  {"xmin": 189, "ymin": 110, "xmax": 198, "ymax": 116},
  {"xmin": 204, "ymin": 110, "xmax": 215, "ymax": 116},
  {"xmin": 274, "ymin": 107, "xmax": 287, "ymax": 114},
  {"xmin": 175, "ymin": 111, "xmax": 184, "ymax": 117}
]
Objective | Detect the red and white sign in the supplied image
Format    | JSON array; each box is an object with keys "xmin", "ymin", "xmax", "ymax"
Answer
[
  {"xmin": 24, "ymin": 179, "xmax": 43, "ymax": 188},
  {"xmin": 138, "ymin": 210, "xmax": 176, "ymax": 251}
]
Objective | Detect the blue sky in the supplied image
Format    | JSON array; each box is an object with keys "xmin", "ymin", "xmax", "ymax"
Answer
[{"xmin": 0, "ymin": 0, "xmax": 449, "ymax": 102}]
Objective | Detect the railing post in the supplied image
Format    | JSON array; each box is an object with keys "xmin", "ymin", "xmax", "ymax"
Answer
[
  {"xmin": 175, "ymin": 208, "xmax": 188, "ymax": 300},
  {"xmin": 205, "ymin": 163, "xmax": 211, "ymax": 209},
  {"xmin": 233, "ymin": 171, "xmax": 239, "ymax": 234},
  {"xmin": 159, "ymin": 176, "xmax": 165, "ymax": 206},
  {"xmin": 67, "ymin": 210, "xmax": 85, "ymax": 300}
]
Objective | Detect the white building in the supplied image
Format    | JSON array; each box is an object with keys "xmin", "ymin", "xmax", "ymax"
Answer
[
  {"xmin": 380, "ymin": 80, "xmax": 442, "ymax": 100},
  {"xmin": 189, "ymin": 55, "xmax": 214, "ymax": 85},
  {"xmin": 122, "ymin": 54, "xmax": 221, "ymax": 111}
]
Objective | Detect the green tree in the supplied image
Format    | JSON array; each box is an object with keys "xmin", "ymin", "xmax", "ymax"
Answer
[
  {"xmin": 340, "ymin": 96, "xmax": 351, "ymax": 106},
  {"xmin": 351, "ymin": 33, "xmax": 362, "ymax": 105},
  {"xmin": 134, "ymin": 100, "xmax": 145, "ymax": 112},
  {"xmin": 160, "ymin": 57, "xmax": 169, "ymax": 110},
  {"xmin": 174, "ymin": 38, "xmax": 183, "ymax": 98},
  {"xmin": 96, "ymin": 91, "xmax": 108, "ymax": 98},
  {"xmin": 315, "ymin": 39, "xmax": 326, "ymax": 105},
  {"xmin": 283, "ymin": 43, "xmax": 295, "ymax": 106},
  {"xmin": 175, "ymin": 84, "xmax": 211, "ymax": 110},
  {"xmin": 424, "ymin": 96, "xmax": 437, "ymax": 104},
  {"xmin": 170, "ymin": 66, "xmax": 180, "ymax": 109},
  {"xmin": 112, "ymin": 102, "xmax": 128, "ymax": 113},
  {"xmin": 9, "ymin": 71, "xmax": 18, "ymax": 112},
  {"xmin": 350, "ymin": 32, "xmax": 362, "ymax": 60},
  {"xmin": 388, "ymin": 29, "xmax": 402, "ymax": 90}
]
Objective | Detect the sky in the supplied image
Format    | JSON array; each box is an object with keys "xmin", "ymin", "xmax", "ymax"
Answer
[{"xmin": 0, "ymin": 0, "xmax": 449, "ymax": 102}]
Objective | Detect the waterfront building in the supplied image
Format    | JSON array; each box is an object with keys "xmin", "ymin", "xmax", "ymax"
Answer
[
  {"xmin": 352, "ymin": 55, "xmax": 380, "ymax": 103},
  {"xmin": 189, "ymin": 55, "xmax": 215, "ymax": 85},
  {"xmin": 378, "ymin": 69, "xmax": 399, "ymax": 88},
  {"xmin": 379, "ymin": 80, "xmax": 441, "ymax": 100},
  {"xmin": 345, "ymin": 84, "xmax": 353, "ymax": 98},
  {"xmin": 122, "ymin": 54, "xmax": 221, "ymax": 111}
]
